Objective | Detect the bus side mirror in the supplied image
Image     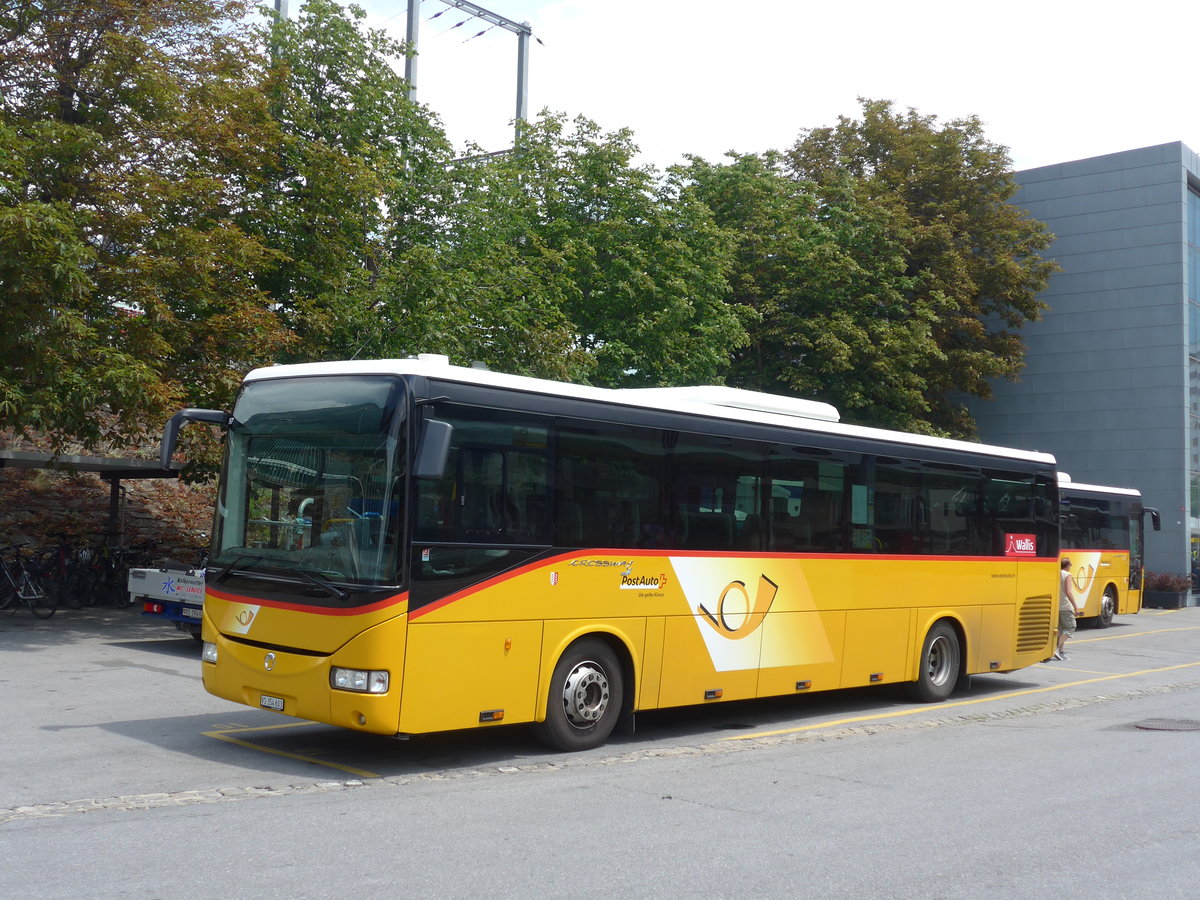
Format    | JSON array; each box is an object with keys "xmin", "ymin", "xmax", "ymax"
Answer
[
  {"xmin": 160, "ymin": 408, "xmax": 229, "ymax": 469},
  {"xmin": 1147, "ymin": 508, "xmax": 1161, "ymax": 531},
  {"xmin": 415, "ymin": 419, "xmax": 452, "ymax": 480}
]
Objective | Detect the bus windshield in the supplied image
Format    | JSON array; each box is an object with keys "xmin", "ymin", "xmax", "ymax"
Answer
[{"xmin": 212, "ymin": 375, "xmax": 406, "ymax": 586}]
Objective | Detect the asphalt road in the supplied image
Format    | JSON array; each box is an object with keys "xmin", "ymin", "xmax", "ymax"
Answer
[{"xmin": 2, "ymin": 604, "xmax": 1199, "ymax": 898}]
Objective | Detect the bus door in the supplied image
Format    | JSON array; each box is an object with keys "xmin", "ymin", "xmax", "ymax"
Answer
[{"xmin": 1127, "ymin": 506, "xmax": 1161, "ymax": 613}]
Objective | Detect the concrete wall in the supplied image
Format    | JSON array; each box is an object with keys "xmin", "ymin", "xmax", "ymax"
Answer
[{"xmin": 968, "ymin": 142, "xmax": 1198, "ymax": 575}]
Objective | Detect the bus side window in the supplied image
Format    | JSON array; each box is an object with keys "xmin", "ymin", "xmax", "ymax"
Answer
[
  {"xmin": 556, "ymin": 500, "xmax": 583, "ymax": 545},
  {"xmin": 609, "ymin": 499, "xmax": 641, "ymax": 548},
  {"xmin": 507, "ymin": 450, "xmax": 548, "ymax": 541},
  {"xmin": 681, "ymin": 509, "xmax": 734, "ymax": 549},
  {"xmin": 922, "ymin": 463, "xmax": 992, "ymax": 555},
  {"xmin": 460, "ymin": 448, "xmax": 502, "ymax": 535}
]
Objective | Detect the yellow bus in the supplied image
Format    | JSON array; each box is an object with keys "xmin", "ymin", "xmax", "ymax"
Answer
[
  {"xmin": 162, "ymin": 355, "xmax": 1061, "ymax": 751},
  {"xmin": 1059, "ymin": 474, "xmax": 1160, "ymax": 627}
]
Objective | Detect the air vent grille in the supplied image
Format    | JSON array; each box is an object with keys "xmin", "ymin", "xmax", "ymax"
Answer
[{"xmin": 1017, "ymin": 597, "xmax": 1054, "ymax": 652}]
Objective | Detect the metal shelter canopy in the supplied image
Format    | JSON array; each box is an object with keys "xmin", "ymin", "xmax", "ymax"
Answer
[{"xmin": 0, "ymin": 450, "xmax": 184, "ymax": 544}]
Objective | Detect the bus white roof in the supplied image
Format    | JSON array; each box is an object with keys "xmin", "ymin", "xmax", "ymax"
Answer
[
  {"xmin": 242, "ymin": 354, "xmax": 1057, "ymax": 466},
  {"xmin": 1057, "ymin": 472, "xmax": 1141, "ymax": 498}
]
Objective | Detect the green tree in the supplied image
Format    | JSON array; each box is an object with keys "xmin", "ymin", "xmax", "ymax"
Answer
[
  {"xmin": 435, "ymin": 113, "xmax": 747, "ymax": 387},
  {"xmin": 534, "ymin": 114, "xmax": 747, "ymax": 387},
  {"xmin": 0, "ymin": 0, "xmax": 291, "ymax": 449},
  {"xmin": 788, "ymin": 99, "xmax": 1057, "ymax": 436},
  {"xmin": 249, "ymin": 0, "xmax": 456, "ymax": 362},
  {"xmin": 365, "ymin": 187, "xmax": 592, "ymax": 382},
  {"xmin": 684, "ymin": 151, "xmax": 941, "ymax": 431},
  {"xmin": 357, "ymin": 112, "xmax": 747, "ymax": 387}
]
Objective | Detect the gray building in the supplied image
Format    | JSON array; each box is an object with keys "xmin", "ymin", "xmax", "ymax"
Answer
[{"xmin": 967, "ymin": 142, "xmax": 1200, "ymax": 575}]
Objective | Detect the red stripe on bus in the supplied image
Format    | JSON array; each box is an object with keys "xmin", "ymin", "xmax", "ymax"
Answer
[
  {"xmin": 406, "ymin": 549, "xmax": 1058, "ymax": 620},
  {"xmin": 205, "ymin": 584, "xmax": 408, "ymax": 616}
]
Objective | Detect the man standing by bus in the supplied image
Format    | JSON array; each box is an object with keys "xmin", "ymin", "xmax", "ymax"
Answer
[{"xmin": 1055, "ymin": 557, "xmax": 1080, "ymax": 660}]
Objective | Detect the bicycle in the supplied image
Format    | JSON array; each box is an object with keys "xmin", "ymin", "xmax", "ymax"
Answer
[
  {"xmin": 0, "ymin": 542, "xmax": 57, "ymax": 619},
  {"xmin": 66, "ymin": 534, "xmax": 110, "ymax": 607},
  {"xmin": 108, "ymin": 540, "xmax": 160, "ymax": 607},
  {"xmin": 69, "ymin": 534, "xmax": 158, "ymax": 607},
  {"xmin": 36, "ymin": 531, "xmax": 77, "ymax": 608}
]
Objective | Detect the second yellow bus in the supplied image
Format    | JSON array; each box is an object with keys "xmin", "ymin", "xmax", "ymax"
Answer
[{"xmin": 1059, "ymin": 474, "xmax": 1160, "ymax": 627}]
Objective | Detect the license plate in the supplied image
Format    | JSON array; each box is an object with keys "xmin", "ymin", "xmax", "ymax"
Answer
[
  {"xmin": 259, "ymin": 694, "xmax": 285, "ymax": 711},
  {"xmin": 180, "ymin": 607, "xmax": 203, "ymax": 619}
]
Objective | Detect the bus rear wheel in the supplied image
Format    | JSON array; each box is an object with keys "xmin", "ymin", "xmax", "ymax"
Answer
[
  {"xmin": 1095, "ymin": 587, "xmax": 1116, "ymax": 628},
  {"xmin": 907, "ymin": 622, "xmax": 961, "ymax": 702},
  {"xmin": 534, "ymin": 638, "xmax": 623, "ymax": 752}
]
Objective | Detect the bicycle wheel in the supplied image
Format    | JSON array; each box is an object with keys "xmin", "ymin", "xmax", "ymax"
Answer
[
  {"xmin": 24, "ymin": 574, "xmax": 55, "ymax": 619},
  {"xmin": 107, "ymin": 566, "xmax": 133, "ymax": 607},
  {"xmin": 0, "ymin": 576, "xmax": 14, "ymax": 610},
  {"xmin": 81, "ymin": 566, "xmax": 106, "ymax": 607},
  {"xmin": 64, "ymin": 565, "xmax": 92, "ymax": 607},
  {"xmin": 72, "ymin": 547, "xmax": 103, "ymax": 606},
  {"xmin": 34, "ymin": 550, "xmax": 66, "ymax": 607}
]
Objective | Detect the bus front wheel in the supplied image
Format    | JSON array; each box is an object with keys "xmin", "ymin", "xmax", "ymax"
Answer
[
  {"xmin": 534, "ymin": 638, "xmax": 623, "ymax": 752},
  {"xmin": 907, "ymin": 622, "xmax": 961, "ymax": 703}
]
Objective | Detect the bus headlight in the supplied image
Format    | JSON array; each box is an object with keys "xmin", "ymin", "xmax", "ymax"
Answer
[
  {"xmin": 202, "ymin": 642, "xmax": 218, "ymax": 664},
  {"xmin": 330, "ymin": 667, "xmax": 389, "ymax": 694}
]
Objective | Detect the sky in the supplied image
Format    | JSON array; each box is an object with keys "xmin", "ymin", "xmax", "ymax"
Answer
[{"xmin": 337, "ymin": 0, "xmax": 1199, "ymax": 173}]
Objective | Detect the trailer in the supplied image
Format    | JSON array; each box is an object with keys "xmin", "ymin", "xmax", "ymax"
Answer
[{"xmin": 129, "ymin": 567, "xmax": 205, "ymax": 639}]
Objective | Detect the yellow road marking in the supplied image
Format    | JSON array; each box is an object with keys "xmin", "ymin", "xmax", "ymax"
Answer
[
  {"xmin": 207, "ymin": 721, "xmax": 313, "ymax": 734},
  {"xmin": 723, "ymin": 659, "xmax": 1200, "ymax": 741},
  {"xmin": 1073, "ymin": 624, "xmax": 1200, "ymax": 644},
  {"xmin": 202, "ymin": 722, "xmax": 381, "ymax": 779}
]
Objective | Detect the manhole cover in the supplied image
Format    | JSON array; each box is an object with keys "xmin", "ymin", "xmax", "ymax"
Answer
[{"xmin": 1134, "ymin": 719, "xmax": 1200, "ymax": 732}]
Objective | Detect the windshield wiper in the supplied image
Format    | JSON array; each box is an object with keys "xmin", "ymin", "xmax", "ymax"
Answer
[
  {"xmin": 212, "ymin": 553, "xmax": 267, "ymax": 584},
  {"xmin": 290, "ymin": 566, "xmax": 350, "ymax": 603},
  {"xmin": 212, "ymin": 551, "xmax": 349, "ymax": 603}
]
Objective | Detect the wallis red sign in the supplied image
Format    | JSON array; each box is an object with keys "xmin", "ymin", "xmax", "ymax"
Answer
[{"xmin": 1005, "ymin": 533, "xmax": 1037, "ymax": 557}]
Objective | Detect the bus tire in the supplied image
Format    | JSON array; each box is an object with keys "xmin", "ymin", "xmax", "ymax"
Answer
[
  {"xmin": 534, "ymin": 638, "xmax": 623, "ymax": 752},
  {"xmin": 907, "ymin": 621, "xmax": 960, "ymax": 703},
  {"xmin": 1095, "ymin": 587, "xmax": 1116, "ymax": 628}
]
